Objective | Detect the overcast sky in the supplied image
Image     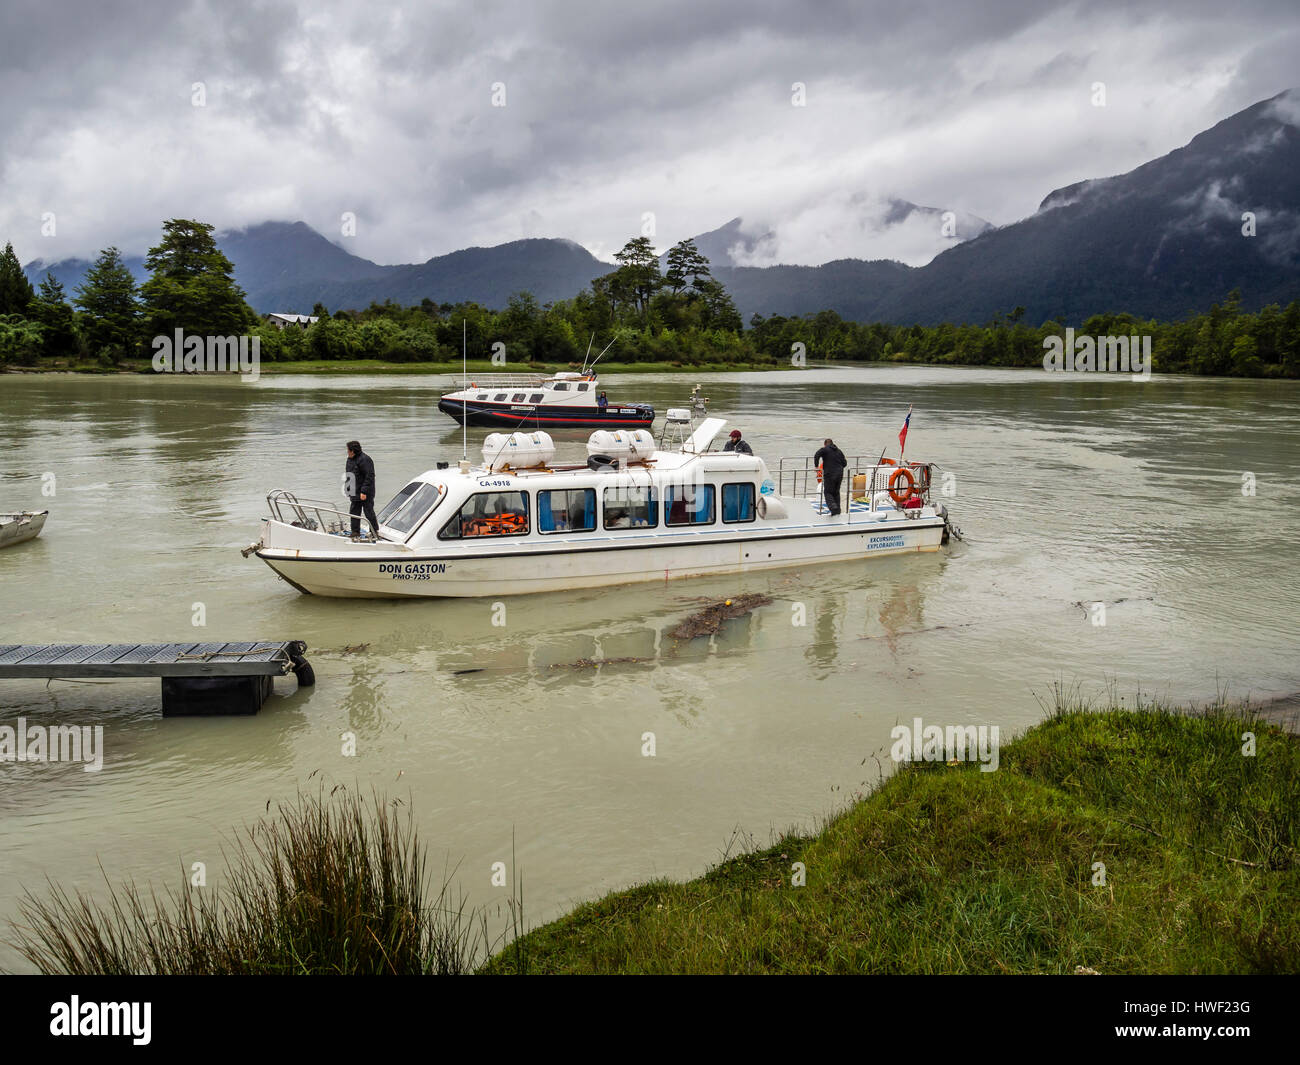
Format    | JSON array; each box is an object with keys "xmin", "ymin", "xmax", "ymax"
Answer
[{"xmin": 2, "ymin": 0, "xmax": 1298, "ymax": 269}]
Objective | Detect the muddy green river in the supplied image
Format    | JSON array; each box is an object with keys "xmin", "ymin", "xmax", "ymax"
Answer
[{"xmin": 0, "ymin": 366, "xmax": 1296, "ymax": 970}]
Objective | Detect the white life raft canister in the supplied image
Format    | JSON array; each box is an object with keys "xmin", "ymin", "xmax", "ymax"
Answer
[
  {"xmin": 482, "ymin": 431, "xmax": 556, "ymax": 472},
  {"xmin": 587, "ymin": 429, "xmax": 655, "ymax": 464}
]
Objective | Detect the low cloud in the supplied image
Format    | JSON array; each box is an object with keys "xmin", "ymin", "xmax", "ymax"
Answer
[{"xmin": 1, "ymin": 0, "xmax": 1297, "ymax": 270}]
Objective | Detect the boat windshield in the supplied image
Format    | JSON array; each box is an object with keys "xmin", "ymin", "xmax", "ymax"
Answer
[{"xmin": 377, "ymin": 481, "xmax": 443, "ymax": 536}]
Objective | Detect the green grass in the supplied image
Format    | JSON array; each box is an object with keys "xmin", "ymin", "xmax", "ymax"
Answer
[
  {"xmin": 481, "ymin": 702, "xmax": 1300, "ymax": 974},
  {"xmin": 6, "ymin": 789, "xmax": 506, "ymax": 975},
  {"xmin": 10, "ymin": 704, "xmax": 1294, "ymax": 975}
]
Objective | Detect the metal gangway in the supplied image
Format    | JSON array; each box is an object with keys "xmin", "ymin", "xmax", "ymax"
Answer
[{"xmin": 0, "ymin": 640, "xmax": 314, "ymax": 715}]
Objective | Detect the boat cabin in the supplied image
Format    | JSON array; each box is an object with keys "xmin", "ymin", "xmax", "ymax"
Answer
[{"xmin": 374, "ymin": 452, "xmax": 768, "ymax": 548}]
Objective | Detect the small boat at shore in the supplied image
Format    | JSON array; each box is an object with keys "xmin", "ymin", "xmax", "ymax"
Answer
[
  {"xmin": 246, "ymin": 411, "xmax": 955, "ymax": 599},
  {"xmin": 0, "ymin": 510, "xmax": 48, "ymax": 549},
  {"xmin": 437, "ymin": 371, "xmax": 655, "ymax": 430}
]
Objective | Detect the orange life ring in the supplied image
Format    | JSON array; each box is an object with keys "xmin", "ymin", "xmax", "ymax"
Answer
[
  {"xmin": 907, "ymin": 462, "xmax": 931, "ymax": 493},
  {"xmin": 888, "ymin": 466, "xmax": 917, "ymax": 505}
]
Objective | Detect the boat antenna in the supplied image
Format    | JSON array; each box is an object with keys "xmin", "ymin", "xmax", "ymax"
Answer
[
  {"xmin": 587, "ymin": 336, "xmax": 617, "ymax": 373},
  {"xmin": 462, "ymin": 317, "xmax": 468, "ymax": 462},
  {"xmin": 580, "ymin": 334, "xmax": 594, "ymax": 375}
]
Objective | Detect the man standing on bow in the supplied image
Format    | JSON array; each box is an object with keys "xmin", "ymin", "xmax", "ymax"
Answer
[
  {"xmin": 345, "ymin": 440, "xmax": 378, "ymax": 539},
  {"xmin": 813, "ymin": 437, "xmax": 847, "ymax": 516}
]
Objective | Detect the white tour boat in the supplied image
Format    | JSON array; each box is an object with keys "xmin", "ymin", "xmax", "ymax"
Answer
[
  {"xmin": 0, "ymin": 510, "xmax": 48, "ymax": 549},
  {"xmin": 245, "ymin": 412, "xmax": 955, "ymax": 599}
]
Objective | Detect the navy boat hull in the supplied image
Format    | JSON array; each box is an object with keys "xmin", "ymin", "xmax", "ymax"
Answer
[{"xmin": 438, "ymin": 398, "xmax": 654, "ymax": 429}]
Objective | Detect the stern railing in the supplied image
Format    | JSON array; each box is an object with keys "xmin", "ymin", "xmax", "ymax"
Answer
[{"xmin": 775, "ymin": 458, "xmax": 935, "ymax": 515}]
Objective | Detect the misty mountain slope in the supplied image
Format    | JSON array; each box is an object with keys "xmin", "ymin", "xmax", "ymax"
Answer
[
  {"xmin": 218, "ymin": 221, "xmax": 388, "ymax": 296},
  {"xmin": 871, "ymin": 90, "xmax": 1300, "ymax": 324},
  {"xmin": 717, "ymin": 259, "xmax": 915, "ymax": 322},
  {"xmin": 248, "ymin": 238, "xmax": 610, "ymax": 312},
  {"xmin": 680, "ymin": 201, "xmax": 991, "ymax": 270}
]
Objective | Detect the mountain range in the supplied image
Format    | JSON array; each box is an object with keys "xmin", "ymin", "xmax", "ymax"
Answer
[{"xmin": 23, "ymin": 91, "xmax": 1300, "ymax": 326}]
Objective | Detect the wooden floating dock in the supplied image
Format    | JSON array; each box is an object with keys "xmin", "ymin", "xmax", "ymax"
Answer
[{"xmin": 0, "ymin": 640, "xmax": 314, "ymax": 716}]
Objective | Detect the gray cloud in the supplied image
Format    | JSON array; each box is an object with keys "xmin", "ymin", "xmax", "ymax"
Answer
[{"xmin": 3, "ymin": 0, "xmax": 1298, "ymax": 270}]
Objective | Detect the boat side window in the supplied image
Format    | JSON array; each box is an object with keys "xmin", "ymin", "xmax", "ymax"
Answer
[
  {"xmin": 722, "ymin": 483, "xmax": 756, "ymax": 523},
  {"xmin": 379, "ymin": 482, "xmax": 444, "ymax": 537},
  {"xmin": 494, "ymin": 393, "xmax": 507, "ymax": 401},
  {"xmin": 604, "ymin": 485, "xmax": 657, "ymax": 528},
  {"xmin": 438, "ymin": 491, "xmax": 530, "ymax": 539},
  {"xmin": 553, "ymin": 382, "xmax": 568, "ymax": 391},
  {"xmin": 476, "ymin": 394, "xmax": 488, "ymax": 400},
  {"xmin": 576, "ymin": 383, "xmax": 589, "ymax": 392},
  {"xmin": 665, "ymin": 484, "xmax": 715, "ymax": 526},
  {"xmin": 537, "ymin": 489, "xmax": 596, "ymax": 534},
  {"xmin": 512, "ymin": 393, "xmax": 526, "ymax": 402},
  {"xmin": 529, "ymin": 393, "xmax": 544, "ymax": 402}
]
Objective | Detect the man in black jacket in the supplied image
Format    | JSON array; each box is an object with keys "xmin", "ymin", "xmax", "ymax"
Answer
[
  {"xmin": 813, "ymin": 438, "xmax": 847, "ymax": 515},
  {"xmin": 345, "ymin": 440, "xmax": 378, "ymax": 539},
  {"xmin": 724, "ymin": 429, "xmax": 753, "ymax": 455}
]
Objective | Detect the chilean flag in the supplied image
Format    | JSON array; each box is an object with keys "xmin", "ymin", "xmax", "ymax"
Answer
[{"xmin": 898, "ymin": 405, "xmax": 912, "ymax": 457}]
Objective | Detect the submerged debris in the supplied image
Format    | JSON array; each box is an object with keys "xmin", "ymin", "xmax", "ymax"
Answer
[
  {"xmin": 548, "ymin": 656, "xmax": 655, "ymax": 670},
  {"xmin": 668, "ymin": 593, "xmax": 773, "ymax": 640}
]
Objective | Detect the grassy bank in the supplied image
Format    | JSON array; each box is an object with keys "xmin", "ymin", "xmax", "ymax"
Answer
[
  {"xmin": 9, "ymin": 704, "xmax": 1296, "ymax": 974},
  {"xmin": 482, "ymin": 703, "xmax": 1300, "ymax": 974}
]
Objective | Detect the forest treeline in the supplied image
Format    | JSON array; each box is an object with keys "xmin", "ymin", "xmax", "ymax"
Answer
[{"xmin": 1, "ymin": 220, "xmax": 1296, "ymax": 377}]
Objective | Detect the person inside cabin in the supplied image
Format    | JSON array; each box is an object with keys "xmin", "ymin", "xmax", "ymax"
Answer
[
  {"xmin": 813, "ymin": 437, "xmax": 847, "ymax": 516},
  {"xmin": 724, "ymin": 429, "xmax": 753, "ymax": 455},
  {"xmin": 345, "ymin": 440, "xmax": 378, "ymax": 539},
  {"xmin": 597, "ymin": 391, "xmax": 609, "ymax": 412},
  {"xmin": 607, "ymin": 508, "xmax": 630, "ymax": 528}
]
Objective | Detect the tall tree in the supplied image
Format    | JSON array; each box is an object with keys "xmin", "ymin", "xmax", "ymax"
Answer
[
  {"xmin": 611, "ymin": 236, "xmax": 662, "ymax": 323},
  {"xmin": 140, "ymin": 219, "xmax": 252, "ymax": 339},
  {"xmin": 0, "ymin": 242, "xmax": 35, "ymax": 316},
  {"xmin": 74, "ymin": 247, "xmax": 140, "ymax": 361},
  {"xmin": 31, "ymin": 273, "xmax": 79, "ymax": 359},
  {"xmin": 664, "ymin": 238, "xmax": 711, "ymax": 295},
  {"xmin": 695, "ymin": 277, "xmax": 743, "ymax": 332}
]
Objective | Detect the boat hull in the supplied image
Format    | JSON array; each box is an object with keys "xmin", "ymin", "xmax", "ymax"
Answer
[
  {"xmin": 257, "ymin": 517, "xmax": 946, "ymax": 598},
  {"xmin": 438, "ymin": 398, "xmax": 654, "ymax": 430},
  {"xmin": 0, "ymin": 511, "xmax": 47, "ymax": 549}
]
